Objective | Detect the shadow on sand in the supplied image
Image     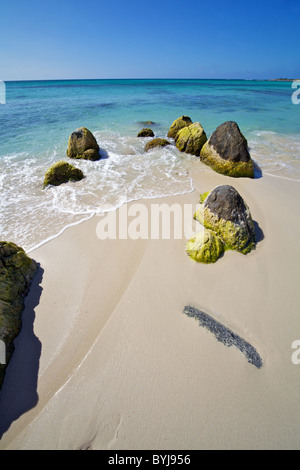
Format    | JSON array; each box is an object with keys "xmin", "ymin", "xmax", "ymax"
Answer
[
  {"xmin": 254, "ymin": 220, "xmax": 264, "ymax": 245},
  {"xmin": 0, "ymin": 265, "xmax": 43, "ymax": 441}
]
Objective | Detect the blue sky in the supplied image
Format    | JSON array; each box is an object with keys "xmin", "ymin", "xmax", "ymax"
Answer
[{"xmin": 1, "ymin": 0, "xmax": 300, "ymax": 80}]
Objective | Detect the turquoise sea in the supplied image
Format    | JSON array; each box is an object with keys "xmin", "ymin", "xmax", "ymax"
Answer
[{"xmin": 0, "ymin": 79, "xmax": 299, "ymax": 251}]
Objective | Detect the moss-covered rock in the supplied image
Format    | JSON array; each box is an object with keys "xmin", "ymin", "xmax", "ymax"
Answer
[
  {"xmin": 175, "ymin": 122, "xmax": 207, "ymax": 156},
  {"xmin": 0, "ymin": 242, "xmax": 37, "ymax": 389},
  {"xmin": 199, "ymin": 191, "xmax": 211, "ymax": 204},
  {"xmin": 137, "ymin": 128, "xmax": 155, "ymax": 138},
  {"xmin": 43, "ymin": 161, "xmax": 84, "ymax": 188},
  {"xmin": 167, "ymin": 116, "xmax": 193, "ymax": 139},
  {"xmin": 200, "ymin": 121, "xmax": 254, "ymax": 178},
  {"xmin": 186, "ymin": 230, "xmax": 224, "ymax": 263},
  {"xmin": 144, "ymin": 138, "xmax": 170, "ymax": 152},
  {"xmin": 67, "ymin": 127, "xmax": 100, "ymax": 161},
  {"xmin": 194, "ymin": 185, "xmax": 256, "ymax": 254}
]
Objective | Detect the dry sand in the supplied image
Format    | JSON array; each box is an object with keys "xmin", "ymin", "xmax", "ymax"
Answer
[{"xmin": 0, "ymin": 165, "xmax": 300, "ymax": 450}]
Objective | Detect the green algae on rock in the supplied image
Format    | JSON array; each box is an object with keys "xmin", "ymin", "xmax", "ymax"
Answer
[
  {"xmin": 199, "ymin": 191, "xmax": 211, "ymax": 204},
  {"xmin": 186, "ymin": 229, "xmax": 224, "ymax": 263},
  {"xmin": 137, "ymin": 128, "xmax": 155, "ymax": 138},
  {"xmin": 43, "ymin": 161, "xmax": 84, "ymax": 188},
  {"xmin": 67, "ymin": 127, "xmax": 100, "ymax": 161},
  {"xmin": 175, "ymin": 122, "xmax": 207, "ymax": 156},
  {"xmin": 144, "ymin": 138, "xmax": 170, "ymax": 152},
  {"xmin": 0, "ymin": 242, "xmax": 37, "ymax": 389},
  {"xmin": 200, "ymin": 121, "xmax": 254, "ymax": 178},
  {"xmin": 167, "ymin": 116, "xmax": 193, "ymax": 139},
  {"xmin": 194, "ymin": 185, "xmax": 256, "ymax": 254}
]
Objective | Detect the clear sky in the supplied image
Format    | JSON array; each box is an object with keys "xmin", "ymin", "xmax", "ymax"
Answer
[{"xmin": 1, "ymin": 0, "xmax": 300, "ymax": 80}]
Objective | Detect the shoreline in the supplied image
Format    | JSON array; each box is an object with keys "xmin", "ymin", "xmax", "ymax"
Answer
[
  {"xmin": 24, "ymin": 167, "xmax": 300, "ymax": 255},
  {"xmin": 0, "ymin": 168, "xmax": 300, "ymax": 449}
]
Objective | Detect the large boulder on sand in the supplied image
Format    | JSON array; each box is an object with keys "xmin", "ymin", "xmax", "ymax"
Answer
[
  {"xmin": 67, "ymin": 127, "xmax": 100, "ymax": 161},
  {"xmin": 186, "ymin": 229, "xmax": 224, "ymax": 263},
  {"xmin": 0, "ymin": 242, "xmax": 37, "ymax": 389},
  {"xmin": 200, "ymin": 121, "xmax": 254, "ymax": 178},
  {"xmin": 43, "ymin": 161, "xmax": 84, "ymax": 188},
  {"xmin": 144, "ymin": 138, "xmax": 170, "ymax": 152},
  {"xmin": 175, "ymin": 122, "xmax": 207, "ymax": 156},
  {"xmin": 167, "ymin": 116, "xmax": 193, "ymax": 139},
  {"xmin": 194, "ymin": 185, "xmax": 256, "ymax": 254}
]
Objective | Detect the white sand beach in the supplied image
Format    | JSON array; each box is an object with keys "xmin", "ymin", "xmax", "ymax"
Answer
[{"xmin": 0, "ymin": 165, "xmax": 300, "ymax": 450}]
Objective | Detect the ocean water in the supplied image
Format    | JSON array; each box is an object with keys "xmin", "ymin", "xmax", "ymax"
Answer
[{"xmin": 0, "ymin": 79, "xmax": 299, "ymax": 251}]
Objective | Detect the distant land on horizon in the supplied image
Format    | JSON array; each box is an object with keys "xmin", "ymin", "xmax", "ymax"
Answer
[
  {"xmin": 4, "ymin": 77, "xmax": 300, "ymax": 83},
  {"xmin": 269, "ymin": 78, "xmax": 300, "ymax": 81}
]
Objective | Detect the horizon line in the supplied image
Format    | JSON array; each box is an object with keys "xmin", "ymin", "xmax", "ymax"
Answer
[{"xmin": 3, "ymin": 77, "xmax": 297, "ymax": 83}]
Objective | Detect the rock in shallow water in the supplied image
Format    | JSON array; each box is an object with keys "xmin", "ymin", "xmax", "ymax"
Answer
[
  {"xmin": 200, "ymin": 121, "xmax": 254, "ymax": 178},
  {"xmin": 175, "ymin": 122, "xmax": 207, "ymax": 156},
  {"xmin": 137, "ymin": 128, "xmax": 155, "ymax": 138},
  {"xmin": 167, "ymin": 115, "xmax": 193, "ymax": 139},
  {"xmin": 144, "ymin": 138, "xmax": 170, "ymax": 152},
  {"xmin": 0, "ymin": 242, "xmax": 37, "ymax": 389},
  {"xmin": 195, "ymin": 185, "xmax": 256, "ymax": 254},
  {"xmin": 67, "ymin": 127, "xmax": 100, "ymax": 161},
  {"xmin": 43, "ymin": 161, "xmax": 84, "ymax": 188}
]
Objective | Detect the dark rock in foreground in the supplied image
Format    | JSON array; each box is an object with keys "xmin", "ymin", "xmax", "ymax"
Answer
[
  {"xmin": 200, "ymin": 121, "xmax": 254, "ymax": 178},
  {"xmin": 0, "ymin": 242, "xmax": 37, "ymax": 389},
  {"xmin": 137, "ymin": 128, "xmax": 155, "ymax": 138},
  {"xmin": 183, "ymin": 306, "xmax": 263, "ymax": 369},
  {"xmin": 144, "ymin": 138, "xmax": 170, "ymax": 152},
  {"xmin": 67, "ymin": 127, "xmax": 100, "ymax": 161},
  {"xmin": 195, "ymin": 185, "xmax": 256, "ymax": 254},
  {"xmin": 43, "ymin": 161, "xmax": 84, "ymax": 188}
]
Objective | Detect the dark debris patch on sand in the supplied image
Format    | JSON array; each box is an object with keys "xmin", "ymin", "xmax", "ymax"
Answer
[{"xmin": 183, "ymin": 306, "xmax": 263, "ymax": 369}]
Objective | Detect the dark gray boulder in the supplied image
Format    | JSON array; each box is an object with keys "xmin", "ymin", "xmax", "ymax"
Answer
[
  {"xmin": 200, "ymin": 121, "xmax": 254, "ymax": 178},
  {"xmin": 194, "ymin": 185, "xmax": 256, "ymax": 254}
]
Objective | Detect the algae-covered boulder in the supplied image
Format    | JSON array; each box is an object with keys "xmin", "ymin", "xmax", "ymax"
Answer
[
  {"xmin": 43, "ymin": 161, "xmax": 84, "ymax": 188},
  {"xmin": 67, "ymin": 127, "xmax": 100, "ymax": 161},
  {"xmin": 200, "ymin": 121, "xmax": 254, "ymax": 178},
  {"xmin": 186, "ymin": 230, "xmax": 224, "ymax": 263},
  {"xmin": 194, "ymin": 185, "xmax": 256, "ymax": 254},
  {"xmin": 175, "ymin": 122, "xmax": 207, "ymax": 156},
  {"xmin": 144, "ymin": 138, "xmax": 170, "ymax": 152},
  {"xmin": 137, "ymin": 128, "xmax": 155, "ymax": 138},
  {"xmin": 0, "ymin": 242, "xmax": 37, "ymax": 389},
  {"xmin": 167, "ymin": 116, "xmax": 193, "ymax": 139}
]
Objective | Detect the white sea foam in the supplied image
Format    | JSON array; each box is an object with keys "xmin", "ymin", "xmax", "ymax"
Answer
[
  {"xmin": 0, "ymin": 130, "xmax": 195, "ymax": 251},
  {"xmin": 248, "ymin": 130, "xmax": 300, "ymax": 180}
]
